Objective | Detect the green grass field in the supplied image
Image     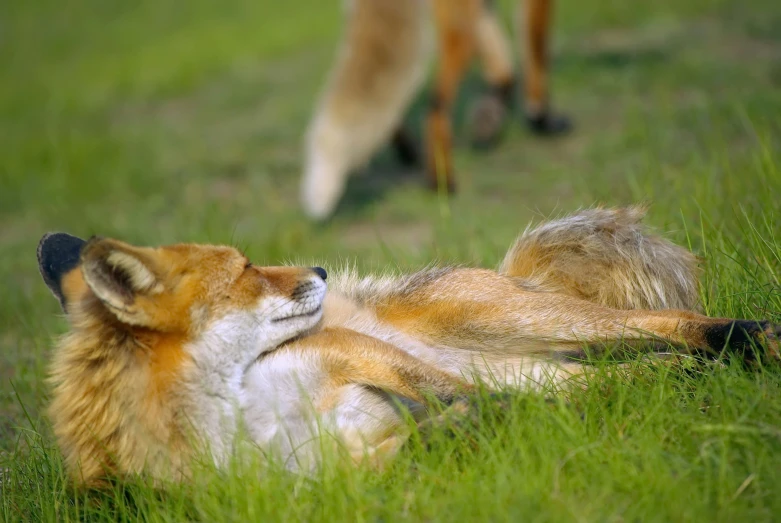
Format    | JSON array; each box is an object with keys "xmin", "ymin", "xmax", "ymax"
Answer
[{"xmin": 2, "ymin": 0, "xmax": 781, "ymax": 520}]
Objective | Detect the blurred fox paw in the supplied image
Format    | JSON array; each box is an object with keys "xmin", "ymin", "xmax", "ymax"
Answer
[
  {"xmin": 525, "ymin": 110, "xmax": 572, "ymax": 136},
  {"xmin": 467, "ymin": 93, "xmax": 510, "ymax": 150}
]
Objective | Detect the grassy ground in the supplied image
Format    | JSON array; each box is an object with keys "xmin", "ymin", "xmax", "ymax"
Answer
[{"xmin": 2, "ymin": 0, "xmax": 781, "ymax": 520}]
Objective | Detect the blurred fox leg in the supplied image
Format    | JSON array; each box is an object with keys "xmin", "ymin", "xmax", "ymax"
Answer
[
  {"xmin": 469, "ymin": 2, "xmax": 517, "ymax": 148},
  {"xmin": 519, "ymin": 0, "xmax": 571, "ymax": 135},
  {"xmin": 476, "ymin": 2, "xmax": 515, "ymax": 94},
  {"xmin": 425, "ymin": 0, "xmax": 481, "ymax": 192}
]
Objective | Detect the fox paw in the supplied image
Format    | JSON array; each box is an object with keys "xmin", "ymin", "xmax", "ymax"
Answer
[
  {"xmin": 467, "ymin": 93, "xmax": 509, "ymax": 150},
  {"xmin": 525, "ymin": 110, "xmax": 572, "ymax": 136},
  {"xmin": 757, "ymin": 321, "xmax": 781, "ymax": 359},
  {"xmin": 391, "ymin": 128, "xmax": 420, "ymax": 167},
  {"xmin": 704, "ymin": 320, "xmax": 781, "ymax": 362}
]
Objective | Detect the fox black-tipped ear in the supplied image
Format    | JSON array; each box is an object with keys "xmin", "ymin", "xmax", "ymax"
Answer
[
  {"xmin": 80, "ymin": 237, "xmax": 162, "ymax": 325},
  {"xmin": 37, "ymin": 232, "xmax": 88, "ymax": 310}
]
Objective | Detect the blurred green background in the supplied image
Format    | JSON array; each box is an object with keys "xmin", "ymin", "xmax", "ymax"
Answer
[{"xmin": 1, "ymin": 0, "xmax": 781, "ymax": 518}]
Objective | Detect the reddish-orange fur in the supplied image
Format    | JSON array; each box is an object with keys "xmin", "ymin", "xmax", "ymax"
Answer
[
  {"xmin": 427, "ymin": 0, "xmax": 560, "ymax": 187},
  {"xmin": 522, "ymin": 0, "xmax": 553, "ymax": 116},
  {"xmin": 46, "ymin": 239, "xmax": 316, "ymax": 485}
]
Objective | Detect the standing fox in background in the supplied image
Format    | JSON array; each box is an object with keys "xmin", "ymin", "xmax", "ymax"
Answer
[
  {"xmin": 38, "ymin": 207, "xmax": 780, "ymax": 486},
  {"xmin": 302, "ymin": 0, "xmax": 571, "ymax": 220}
]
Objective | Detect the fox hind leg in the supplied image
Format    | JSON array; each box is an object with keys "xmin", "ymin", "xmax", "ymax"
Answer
[
  {"xmin": 470, "ymin": 0, "xmax": 572, "ymax": 147},
  {"xmin": 518, "ymin": 0, "xmax": 570, "ymax": 135},
  {"xmin": 469, "ymin": 0, "xmax": 516, "ymax": 149},
  {"xmin": 425, "ymin": 0, "xmax": 482, "ymax": 193}
]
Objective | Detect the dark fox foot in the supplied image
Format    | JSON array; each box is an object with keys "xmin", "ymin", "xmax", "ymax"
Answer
[
  {"xmin": 391, "ymin": 127, "xmax": 420, "ymax": 167},
  {"xmin": 525, "ymin": 110, "xmax": 572, "ymax": 136},
  {"xmin": 703, "ymin": 320, "xmax": 781, "ymax": 363}
]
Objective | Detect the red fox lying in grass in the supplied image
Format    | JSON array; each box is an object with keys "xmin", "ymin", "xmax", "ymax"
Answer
[
  {"xmin": 38, "ymin": 208, "xmax": 780, "ymax": 486},
  {"xmin": 302, "ymin": 0, "xmax": 570, "ymax": 219}
]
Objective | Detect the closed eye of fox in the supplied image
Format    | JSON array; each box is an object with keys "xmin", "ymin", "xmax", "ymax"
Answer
[{"xmin": 37, "ymin": 207, "xmax": 780, "ymax": 486}]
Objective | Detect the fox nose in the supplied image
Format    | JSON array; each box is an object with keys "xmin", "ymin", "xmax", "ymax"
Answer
[{"xmin": 311, "ymin": 267, "xmax": 327, "ymax": 281}]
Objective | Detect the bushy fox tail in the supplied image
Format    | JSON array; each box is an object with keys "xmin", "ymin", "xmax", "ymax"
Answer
[
  {"xmin": 498, "ymin": 206, "xmax": 701, "ymax": 311},
  {"xmin": 301, "ymin": 0, "xmax": 432, "ymax": 220}
]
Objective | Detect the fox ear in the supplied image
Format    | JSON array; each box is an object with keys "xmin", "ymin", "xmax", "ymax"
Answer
[
  {"xmin": 80, "ymin": 237, "xmax": 162, "ymax": 325},
  {"xmin": 37, "ymin": 232, "xmax": 88, "ymax": 310}
]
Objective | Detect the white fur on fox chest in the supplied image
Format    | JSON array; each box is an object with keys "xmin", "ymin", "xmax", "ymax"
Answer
[
  {"xmin": 241, "ymin": 350, "xmax": 412, "ymax": 470},
  {"xmin": 183, "ymin": 314, "xmax": 252, "ymax": 464},
  {"xmin": 182, "ymin": 292, "xmax": 325, "ymax": 465}
]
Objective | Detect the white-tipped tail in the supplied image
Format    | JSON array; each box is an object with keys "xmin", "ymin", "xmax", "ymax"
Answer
[
  {"xmin": 301, "ymin": 0, "xmax": 432, "ymax": 219},
  {"xmin": 301, "ymin": 138, "xmax": 350, "ymax": 221}
]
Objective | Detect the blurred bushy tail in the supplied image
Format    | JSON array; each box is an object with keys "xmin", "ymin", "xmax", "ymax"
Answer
[
  {"xmin": 301, "ymin": 0, "xmax": 432, "ymax": 220},
  {"xmin": 499, "ymin": 206, "xmax": 701, "ymax": 310}
]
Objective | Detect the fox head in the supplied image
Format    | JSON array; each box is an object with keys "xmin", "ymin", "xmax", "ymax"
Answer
[
  {"xmin": 38, "ymin": 232, "xmax": 328, "ymax": 483},
  {"xmin": 37, "ymin": 232, "xmax": 328, "ymax": 360}
]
